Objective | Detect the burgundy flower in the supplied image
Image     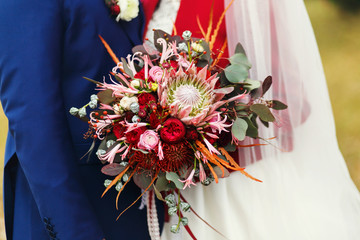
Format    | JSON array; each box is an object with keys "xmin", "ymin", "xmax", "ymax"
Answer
[
  {"xmin": 134, "ymin": 68, "xmax": 154, "ymax": 82},
  {"xmin": 160, "ymin": 118, "xmax": 186, "ymax": 143},
  {"xmin": 113, "ymin": 123, "xmax": 125, "ymax": 139},
  {"xmin": 149, "ymin": 111, "xmax": 161, "ymax": 129},
  {"xmin": 125, "ymin": 126, "xmax": 147, "ymax": 144},
  {"xmin": 138, "ymin": 93, "xmax": 157, "ymax": 107},
  {"xmin": 185, "ymin": 127, "xmax": 199, "ymax": 141},
  {"xmin": 125, "ymin": 111, "xmax": 135, "ymax": 122}
]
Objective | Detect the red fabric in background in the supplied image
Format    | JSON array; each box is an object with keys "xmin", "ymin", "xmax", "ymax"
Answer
[
  {"xmin": 174, "ymin": 0, "xmax": 229, "ymax": 66},
  {"xmin": 141, "ymin": 0, "xmax": 160, "ymax": 38}
]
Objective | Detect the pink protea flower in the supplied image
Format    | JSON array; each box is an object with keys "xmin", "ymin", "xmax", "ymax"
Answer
[
  {"xmin": 138, "ymin": 130, "xmax": 159, "ymax": 151},
  {"xmin": 179, "ymin": 169, "xmax": 196, "ymax": 190}
]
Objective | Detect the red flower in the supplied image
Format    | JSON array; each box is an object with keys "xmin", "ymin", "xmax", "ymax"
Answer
[
  {"xmin": 149, "ymin": 111, "xmax": 161, "ymax": 129},
  {"xmin": 110, "ymin": 5, "xmax": 120, "ymax": 16},
  {"xmin": 134, "ymin": 68, "xmax": 154, "ymax": 82},
  {"xmin": 185, "ymin": 127, "xmax": 199, "ymax": 141},
  {"xmin": 125, "ymin": 126, "xmax": 147, "ymax": 144},
  {"xmin": 113, "ymin": 123, "xmax": 125, "ymax": 139},
  {"xmin": 138, "ymin": 93, "xmax": 157, "ymax": 107},
  {"xmin": 160, "ymin": 118, "xmax": 186, "ymax": 143}
]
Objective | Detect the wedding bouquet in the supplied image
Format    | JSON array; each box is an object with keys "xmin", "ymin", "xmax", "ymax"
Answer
[{"xmin": 71, "ymin": 23, "xmax": 287, "ymax": 239}]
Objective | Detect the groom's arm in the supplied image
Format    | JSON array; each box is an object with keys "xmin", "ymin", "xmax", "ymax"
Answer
[{"xmin": 0, "ymin": 0, "xmax": 105, "ymax": 239}]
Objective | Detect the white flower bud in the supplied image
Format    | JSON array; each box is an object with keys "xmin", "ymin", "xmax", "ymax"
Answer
[
  {"xmin": 130, "ymin": 79, "xmax": 141, "ymax": 89},
  {"xmin": 115, "ymin": 182, "xmax": 123, "ymax": 191},
  {"xmin": 104, "ymin": 179, "xmax": 112, "ymax": 187},
  {"xmin": 191, "ymin": 42, "xmax": 204, "ymax": 53},
  {"xmin": 182, "ymin": 30, "xmax": 192, "ymax": 41},
  {"xmin": 116, "ymin": 0, "xmax": 139, "ymax": 22},
  {"xmin": 78, "ymin": 107, "xmax": 87, "ymax": 118},
  {"xmin": 119, "ymin": 96, "xmax": 138, "ymax": 111},
  {"xmin": 132, "ymin": 115, "xmax": 141, "ymax": 123},
  {"xmin": 69, "ymin": 107, "xmax": 79, "ymax": 116},
  {"xmin": 130, "ymin": 102, "xmax": 140, "ymax": 113},
  {"xmin": 90, "ymin": 94, "xmax": 99, "ymax": 101},
  {"xmin": 89, "ymin": 99, "xmax": 98, "ymax": 109},
  {"xmin": 178, "ymin": 42, "xmax": 188, "ymax": 52},
  {"xmin": 106, "ymin": 140, "xmax": 116, "ymax": 148},
  {"xmin": 96, "ymin": 149, "xmax": 106, "ymax": 158}
]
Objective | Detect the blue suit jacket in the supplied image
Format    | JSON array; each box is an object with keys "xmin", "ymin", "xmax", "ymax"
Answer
[{"xmin": 0, "ymin": 0, "xmax": 164, "ymax": 239}]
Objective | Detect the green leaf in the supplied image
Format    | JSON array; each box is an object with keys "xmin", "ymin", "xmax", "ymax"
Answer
[
  {"xmin": 166, "ymin": 172, "xmax": 184, "ymax": 190},
  {"xmin": 271, "ymin": 100, "xmax": 288, "ymax": 110},
  {"xmin": 243, "ymin": 79, "xmax": 261, "ymax": 91},
  {"xmin": 231, "ymin": 117, "xmax": 248, "ymax": 141},
  {"xmin": 234, "ymin": 42, "xmax": 246, "ymax": 55},
  {"xmin": 97, "ymin": 89, "xmax": 115, "ymax": 104},
  {"xmin": 250, "ymin": 104, "xmax": 275, "ymax": 122},
  {"xmin": 224, "ymin": 143, "xmax": 237, "ymax": 152},
  {"xmin": 121, "ymin": 57, "xmax": 134, "ymax": 78},
  {"xmin": 224, "ymin": 64, "xmax": 249, "ymax": 83},
  {"xmin": 262, "ymin": 76, "xmax": 272, "ymax": 96},
  {"xmin": 155, "ymin": 175, "xmax": 172, "ymax": 192},
  {"xmin": 133, "ymin": 173, "xmax": 153, "ymax": 190},
  {"xmin": 153, "ymin": 184, "xmax": 165, "ymax": 201},
  {"xmin": 244, "ymin": 117, "xmax": 258, "ymax": 138},
  {"xmin": 213, "ymin": 166, "xmax": 230, "ymax": 178},
  {"xmin": 228, "ymin": 53, "xmax": 252, "ymax": 68}
]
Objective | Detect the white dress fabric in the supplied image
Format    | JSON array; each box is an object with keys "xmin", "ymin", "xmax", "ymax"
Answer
[{"xmin": 156, "ymin": 0, "xmax": 360, "ymax": 239}]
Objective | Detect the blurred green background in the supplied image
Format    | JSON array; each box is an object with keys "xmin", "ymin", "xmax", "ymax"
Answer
[{"xmin": 0, "ymin": 0, "xmax": 360, "ymax": 238}]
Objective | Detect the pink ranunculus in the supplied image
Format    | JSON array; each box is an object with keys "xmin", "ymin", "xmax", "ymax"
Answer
[
  {"xmin": 149, "ymin": 66, "xmax": 164, "ymax": 83},
  {"xmin": 138, "ymin": 130, "xmax": 159, "ymax": 151}
]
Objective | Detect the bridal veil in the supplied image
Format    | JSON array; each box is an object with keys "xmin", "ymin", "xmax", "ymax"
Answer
[{"xmin": 162, "ymin": 0, "xmax": 360, "ymax": 239}]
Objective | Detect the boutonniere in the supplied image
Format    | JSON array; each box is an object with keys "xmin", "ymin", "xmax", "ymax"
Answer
[{"xmin": 105, "ymin": 0, "xmax": 139, "ymax": 22}]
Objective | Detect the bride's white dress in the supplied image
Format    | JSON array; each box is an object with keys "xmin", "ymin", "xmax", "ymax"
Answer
[{"xmin": 148, "ymin": 0, "xmax": 360, "ymax": 239}]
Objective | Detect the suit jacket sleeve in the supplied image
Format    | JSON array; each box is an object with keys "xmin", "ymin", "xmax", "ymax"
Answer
[{"xmin": 0, "ymin": 0, "xmax": 105, "ymax": 239}]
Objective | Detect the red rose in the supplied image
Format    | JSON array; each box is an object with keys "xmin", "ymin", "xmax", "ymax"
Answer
[
  {"xmin": 138, "ymin": 93, "xmax": 157, "ymax": 107},
  {"xmin": 160, "ymin": 118, "xmax": 186, "ymax": 143},
  {"xmin": 125, "ymin": 126, "xmax": 147, "ymax": 144},
  {"xmin": 185, "ymin": 127, "xmax": 199, "ymax": 141},
  {"xmin": 113, "ymin": 123, "xmax": 125, "ymax": 139},
  {"xmin": 125, "ymin": 111, "xmax": 134, "ymax": 122}
]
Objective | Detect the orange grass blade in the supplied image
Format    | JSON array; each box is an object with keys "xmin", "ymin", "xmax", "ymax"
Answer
[
  {"xmin": 116, "ymin": 170, "xmax": 159, "ymax": 220},
  {"xmin": 211, "ymin": 38, "xmax": 227, "ymax": 68},
  {"xmin": 236, "ymin": 143, "xmax": 268, "ymax": 148},
  {"xmin": 172, "ymin": 22, "xmax": 178, "ymax": 36},
  {"xmin": 101, "ymin": 165, "xmax": 130, "ymax": 198},
  {"xmin": 116, "ymin": 170, "xmax": 136, "ymax": 210},
  {"xmin": 206, "ymin": 161, "xmax": 219, "ymax": 183},
  {"xmin": 99, "ymin": 35, "xmax": 120, "ymax": 64},
  {"xmin": 209, "ymin": 0, "xmax": 234, "ymax": 49},
  {"xmin": 205, "ymin": 0, "xmax": 215, "ymax": 42},
  {"xmin": 195, "ymin": 141, "xmax": 225, "ymax": 176},
  {"xmin": 196, "ymin": 16, "xmax": 206, "ymax": 38}
]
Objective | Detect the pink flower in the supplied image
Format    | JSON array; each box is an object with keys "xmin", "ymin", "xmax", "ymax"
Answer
[
  {"xmin": 138, "ymin": 130, "xmax": 159, "ymax": 151},
  {"xmin": 199, "ymin": 161, "xmax": 206, "ymax": 182},
  {"xmin": 179, "ymin": 169, "xmax": 196, "ymax": 190},
  {"xmin": 149, "ymin": 66, "xmax": 164, "ymax": 83}
]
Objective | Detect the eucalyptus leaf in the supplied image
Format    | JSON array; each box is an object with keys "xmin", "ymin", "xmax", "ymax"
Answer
[
  {"xmin": 234, "ymin": 42, "xmax": 246, "ymax": 55},
  {"xmin": 101, "ymin": 163, "xmax": 126, "ymax": 176},
  {"xmin": 133, "ymin": 173, "xmax": 153, "ymax": 190},
  {"xmin": 243, "ymin": 79, "xmax": 261, "ymax": 91},
  {"xmin": 260, "ymin": 118, "xmax": 270, "ymax": 128},
  {"xmin": 262, "ymin": 76, "xmax": 272, "ymax": 96},
  {"xmin": 121, "ymin": 57, "xmax": 134, "ymax": 78},
  {"xmin": 153, "ymin": 184, "xmax": 165, "ymax": 201},
  {"xmin": 244, "ymin": 117, "xmax": 258, "ymax": 138},
  {"xmin": 97, "ymin": 89, "xmax": 115, "ymax": 105},
  {"xmin": 250, "ymin": 104, "xmax": 275, "ymax": 122},
  {"xmin": 155, "ymin": 175, "xmax": 172, "ymax": 192},
  {"xmin": 224, "ymin": 143, "xmax": 237, "ymax": 152},
  {"xmin": 231, "ymin": 117, "xmax": 248, "ymax": 141},
  {"xmin": 166, "ymin": 172, "xmax": 184, "ymax": 189},
  {"xmin": 229, "ymin": 53, "xmax": 252, "ymax": 68},
  {"xmin": 271, "ymin": 100, "xmax": 288, "ymax": 110},
  {"xmin": 224, "ymin": 64, "xmax": 249, "ymax": 83}
]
